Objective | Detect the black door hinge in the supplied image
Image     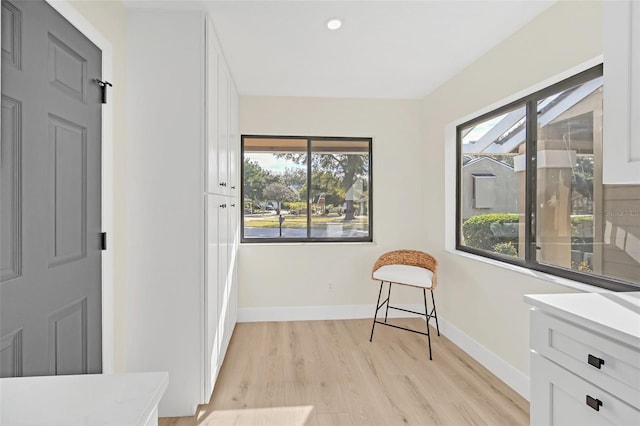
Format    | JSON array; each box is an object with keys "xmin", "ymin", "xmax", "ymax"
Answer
[
  {"xmin": 100, "ymin": 232, "xmax": 107, "ymax": 251},
  {"xmin": 94, "ymin": 79, "xmax": 113, "ymax": 104}
]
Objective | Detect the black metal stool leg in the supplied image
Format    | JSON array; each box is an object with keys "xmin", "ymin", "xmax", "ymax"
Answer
[
  {"xmin": 423, "ymin": 288, "xmax": 432, "ymax": 360},
  {"xmin": 384, "ymin": 283, "xmax": 392, "ymax": 323},
  {"xmin": 370, "ymin": 281, "xmax": 384, "ymax": 342},
  {"xmin": 431, "ymin": 290, "xmax": 440, "ymax": 336}
]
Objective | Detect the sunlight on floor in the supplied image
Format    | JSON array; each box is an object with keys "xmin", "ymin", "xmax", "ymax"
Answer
[{"xmin": 195, "ymin": 405, "xmax": 314, "ymax": 425}]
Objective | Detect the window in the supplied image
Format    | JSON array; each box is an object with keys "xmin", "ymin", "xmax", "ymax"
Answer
[
  {"xmin": 457, "ymin": 64, "xmax": 640, "ymax": 291},
  {"xmin": 242, "ymin": 135, "xmax": 372, "ymax": 242}
]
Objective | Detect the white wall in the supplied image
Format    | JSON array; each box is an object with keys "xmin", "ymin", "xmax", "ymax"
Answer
[
  {"xmin": 239, "ymin": 97, "xmax": 428, "ymax": 316},
  {"xmin": 423, "ymin": 0, "xmax": 603, "ymax": 377},
  {"xmin": 125, "ymin": 10, "xmax": 205, "ymax": 416}
]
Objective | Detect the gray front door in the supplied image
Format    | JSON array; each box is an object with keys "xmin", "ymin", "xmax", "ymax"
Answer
[{"xmin": 0, "ymin": 0, "xmax": 102, "ymax": 377}]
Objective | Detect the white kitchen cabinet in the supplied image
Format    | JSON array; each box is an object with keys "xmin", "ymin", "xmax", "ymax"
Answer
[
  {"xmin": 205, "ymin": 193, "xmax": 239, "ymax": 400},
  {"xmin": 206, "ymin": 19, "xmax": 239, "ymax": 197},
  {"xmin": 603, "ymin": 0, "xmax": 640, "ymax": 184},
  {"xmin": 216, "ymin": 65, "xmax": 230, "ymax": 195},
  {"xmin": 126, "ymin": 9, "xmax": 238, "ymax": 417},
  {"xmin": 222, "ymin": 200, "xmax": 239, "ymax": 357},
  {"xmin": 205, "ymin": 19, "xmax": 239, "ymax": 386},
  {"xmin": 531, "ymin": 353, "xmax": 639, "ymax": 426},
  {"xmin": 229, "ymin": 84, "xmax": 240, "ymax": 199},
  {"xmin": 205, "ymin": 18, "xmax": 220, "ymax": 195},
  {"xmin": 525, "ymin": 292, "xmax": 640, "ymax": 426}
]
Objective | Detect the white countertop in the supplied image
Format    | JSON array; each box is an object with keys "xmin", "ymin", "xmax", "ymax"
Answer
[
  {"xmin": 524, "ymin": 292, "xmax": 640, "ymax": 348},
  {"xmin": 0, "ymin": 372, "xmax": 168, "ymax": 426}
]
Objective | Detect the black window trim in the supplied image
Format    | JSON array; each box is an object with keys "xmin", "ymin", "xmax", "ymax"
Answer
[
  {"xmin": 456, "ymin": 63, "xmax": 638, "ymax": 292},
  {"xmin": 241, "ymin": 134, "xmax": 373, "ymax": 244}
]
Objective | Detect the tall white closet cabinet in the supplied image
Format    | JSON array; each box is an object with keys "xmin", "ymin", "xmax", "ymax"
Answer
[{"xmin": 126, "ymin": 9, "xmax": 239, "ymax": 417}]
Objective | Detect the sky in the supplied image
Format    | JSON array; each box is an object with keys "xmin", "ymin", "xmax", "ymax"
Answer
[
  {"xmin": 462, "ymin": 114, "xmax": 504, "ymax": 145},
  {"xmin": 246, "ymin": 153, "xmax": 305, "ymax": 174}
]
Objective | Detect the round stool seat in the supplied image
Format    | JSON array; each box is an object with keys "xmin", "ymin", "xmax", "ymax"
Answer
[{"xmin": 372, "ymin": 264, "xmax": 434, "ymax": 289}]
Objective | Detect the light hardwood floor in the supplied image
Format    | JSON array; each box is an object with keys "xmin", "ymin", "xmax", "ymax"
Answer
[{"xmin": 160, "ymin": 318, "xmax": 529, "ymax": 425}]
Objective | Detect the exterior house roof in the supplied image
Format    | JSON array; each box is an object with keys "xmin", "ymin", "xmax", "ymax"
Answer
[
  {"xmin": 463, "ymin": 76, "xmax": 603, "ymax": 155},
  {"xmin": 463, "ymin": 156, "xmax": 514, "ymax": 170}
]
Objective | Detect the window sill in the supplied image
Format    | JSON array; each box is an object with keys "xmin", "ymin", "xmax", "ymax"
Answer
[
  {"xmin": 240, "ymin": 241, "xmax": 377, "ymax": 247},
  {"xmin": 445, "ymin": 248, "xmax": 612, "ymax": 294}
]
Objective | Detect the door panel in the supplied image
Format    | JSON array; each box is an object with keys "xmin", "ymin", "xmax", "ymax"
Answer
[
  {"xmin": 1, "ymin": 96, "xmax": 21, "ymax": 281},
  {"xmin": 0, "ymin": 0, "xmax": 102, "ymax": 377},
  {"xmin": 0, "ymin": 329, "xmax": 22, "ymax": 376},
  {"xmin": 47, "ymin": 33, "xmax": 87, "ymax": 102},
  {"xmin": 1, "ymin": 0, "xmax": 21, "ymax": 69},
  {"xmin": 48, "ymin": 115, "xmax": 87, "ymax": 266},
  {"xmin": 48, "ymin": 297, "xmax": 87, "ymax": 375}
]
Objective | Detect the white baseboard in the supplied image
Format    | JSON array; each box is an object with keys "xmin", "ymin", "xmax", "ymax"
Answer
[
  {"xmin": 238, "ymin": 303, "xmax": 424, "ymax": 322},
  {"xmin": 238, "ymin": 303, "xmax": 530, "ymax": 401},
  {"xmin": 437, "ymin": 318, "xmax": 530, "ymax": 400}
]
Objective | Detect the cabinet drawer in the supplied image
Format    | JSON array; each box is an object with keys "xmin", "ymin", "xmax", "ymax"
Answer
[
  {"xmin": 531, "ymin": 353, "xmax": 640, "ymax": 426},
  {"xmin": 531, "ymin": 309, "xmax": 640, "ymax": 407}
]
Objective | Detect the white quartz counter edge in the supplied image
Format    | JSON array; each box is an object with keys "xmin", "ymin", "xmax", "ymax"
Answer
[
  {"xmin": 524, "ymin": 292, "xmax": 640, "ymax": 349},
  {"xmin": 0, "ymin": 372, "xmax": 169, "ymax": 425}
]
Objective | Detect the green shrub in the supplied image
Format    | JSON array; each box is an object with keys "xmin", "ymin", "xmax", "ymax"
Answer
[
  {"xmin": 463, "ymin": 214, "xmax": 595, "ymax": 256},
  {"xmin": 571, "ymin": 215, "xmax": 593, "ymax": 253},
  {"xmin": 492, "ymin": 241, "xmax": 518, "ymax": 257},
  {"xmin": 462, "ymin": 213, "xmax": 519, "ymax": 252},
  {"xmin": 571, "ymin": 215, "xmax": 593, "ymax": 237},
  {"xmin": 285, "ymin": 201, "xmax": 307, "ymax": 215}
]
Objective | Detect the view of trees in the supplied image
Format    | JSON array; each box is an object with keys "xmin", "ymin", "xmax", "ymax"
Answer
[
  {"xmin": 275, "ymin": 152, "xmax": 368, "ymax": 220},
  {"xmin": 243, "ymin": 159, "xmax": 278, "ymax": 204},
  {"xmin": 573, "ymin": 156, "xmax": 594, "ymax": 200},
  {"xmin": 243, "ymin": 152, "xmax": 369, "ymax": 219},
  {"xmin": 263, "ymin": 182, "xmax": 298, "ymax": 213}
]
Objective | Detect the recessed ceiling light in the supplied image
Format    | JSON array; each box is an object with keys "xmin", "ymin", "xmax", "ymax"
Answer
[{"xmin": 326, "ymin": 18, "xmax": 343, "ymax": 30}]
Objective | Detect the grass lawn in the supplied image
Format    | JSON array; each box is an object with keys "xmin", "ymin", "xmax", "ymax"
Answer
[{"xmin": 245, "ymin": 213, "xmax": 368, "ymax": 229}]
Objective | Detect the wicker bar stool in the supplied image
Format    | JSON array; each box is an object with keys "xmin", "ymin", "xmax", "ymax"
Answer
[{"xmin": 369, "ymin": 250, "xmax": 440, "ymax": 360}]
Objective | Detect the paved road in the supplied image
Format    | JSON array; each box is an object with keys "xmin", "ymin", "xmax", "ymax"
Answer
[{"xmin": 244, "ymin": 227, "xmax": 368, "ymax": 239}]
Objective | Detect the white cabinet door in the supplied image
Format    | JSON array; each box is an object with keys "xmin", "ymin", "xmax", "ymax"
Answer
[
  {"xmin": 231, "ymin": 257, "xmax": 238, "ymax": 325},
  {"xmin": 205, "ymin": 19, "xmax": 220, "ymax": 194},
  {"xmin": 205, "ymin": 194, "xmax": 221, "ymax": 399},
  {"xmin": 603, "ymin": 0, "xmax": 640, "ymax": 183},
  {"xmin": 217, "ymin": 66, "xmax": 230, "ymax": 195},
  {"xmin": 226, "ymin": 201, "xmax": 239, "ymax": 343},
  {"xmin": 229, "ymin": 83, "xmax": 239, "ymax": 198},
  {"xmin": 217, "ymin": 195, "xmax": 229, "ymax": 363}
]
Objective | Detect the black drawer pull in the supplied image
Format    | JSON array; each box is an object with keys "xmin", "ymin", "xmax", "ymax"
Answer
[
  {"xmin": 586, "ymin": 395, "xmax": 602, "ymax": 411},
  {"xmin": 588, "ymin": 354, "xmax": 605, "ymax": 369}
]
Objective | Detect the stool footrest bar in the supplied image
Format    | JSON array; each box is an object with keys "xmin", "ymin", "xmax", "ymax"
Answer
[
  {"xmin": 387, "ymin": 305, "xmax": 426, "ymax": 316},
  {"xmin": 373, "ymin": 320, "xmax": 431, "ymax": 337}
]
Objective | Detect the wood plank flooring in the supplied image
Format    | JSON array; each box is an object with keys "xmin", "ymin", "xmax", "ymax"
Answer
[{"xmin": 160, "ymin": 318, "xmax": 529, "ymax": 425}]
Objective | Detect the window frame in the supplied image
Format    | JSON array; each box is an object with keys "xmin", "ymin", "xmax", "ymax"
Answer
[
  {"xmin": 456, "ymin": 64, "xmax": 638, "ymax": 292},
  {"xmin": 241, "ymin": 134, "xmax": 373, "ymax": 244}
]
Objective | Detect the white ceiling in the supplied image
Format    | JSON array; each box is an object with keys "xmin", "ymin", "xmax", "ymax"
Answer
[{"xmin": 126, "ymin": 1, "xmax": 556, "ymax": 99}]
